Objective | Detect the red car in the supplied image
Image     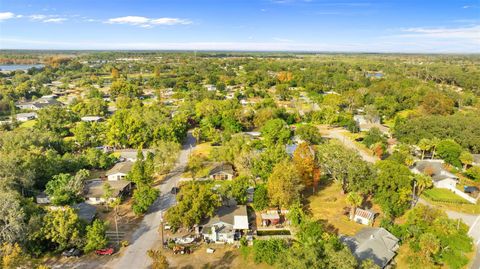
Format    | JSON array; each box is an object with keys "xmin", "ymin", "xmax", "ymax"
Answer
[{"xmin": 95, "ymin": 248, "xmax": 114, "ymax": 255}]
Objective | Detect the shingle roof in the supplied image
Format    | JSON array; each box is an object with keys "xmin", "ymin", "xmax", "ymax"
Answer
[
  {"xmin": 106, "ymin": 161, "xmax": 134, "ymax": 176},
  {"xmin": 341, "ymin": 228, "xmax": 399, "ymax": 268},
  {"xmin": 202, "ymin": 205, "xmax": 248, "ymax": 228},
  {"xmin": 209, "ymin": 163, "xmax": 234, "ymax": 176},
  {"xmin": 85, "ymin": 179, "xmax": 131, "ymax": 198},
  {"xmin": 412, "ymin": 160, "xmax": 457, "ymax": 182},
  {"xmin": 355, "ymin": 208, "xmax": 375, "ymax": 220},
  {"xmin": 72, "ymin": 202, "xmax": 97, "ymax": 223}
]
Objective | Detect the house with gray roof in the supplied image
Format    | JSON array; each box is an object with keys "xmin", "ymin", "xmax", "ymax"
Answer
[
  {"xmin": 209, "ymin": 163, "xmax": 235, "ymax": 181},
  {"xmin": 200, "ymin": 204, "xmax": 249, "ymax": 243},
  {"xmin": 411, "ymin": 159, "xmax": 458, "ymax": 190},
  {"xmin": 106, "ymin": 161, "xmax": 134, "ymax": 181},
  {"xmin": 72, "ymin": 202, "xmax": 97, "ymax": 224},
  {"xmin": 84, "ymin": 179, "xmax": 132, "ymax": 205},
  {"xmin": 341, "ymin": 227, "xmax": 399, "ymax": 268}
]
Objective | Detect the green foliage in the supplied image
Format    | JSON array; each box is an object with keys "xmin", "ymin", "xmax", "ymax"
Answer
[
  {"xmin": 164, "ymin": 182, "xmax": 221, "ymax": 229},
  {"xmin": 267, "ymin": 160, "xmax": 304, "ymax": 208},
  {"xmin": 252, "ymin": 239, "xmax": 288, "ymax": 265},
  {"xmin": 132, "ymin": 185, "xmax": 159, "ymax": 215},
  {"xmin": 84, "ymin": 219, "xmax": 108, "ymax": 252},
  {"xmin": 295, "ymin": 124, "xmax": 323, "ymax": 144},
  {"xmin": 373, "ymin": 160, "xmax": 413, "ymax": 218},
  {"xmin": 362, "ymin": 127, "xmax": 387, "ymax": 148},
  {"xmin": 83, "ymin": 148, "xmax": 117, "ymax": 169},
  {"xmin": 153, "ymin": 140, "xmax": 180, "ymax": 175},
  {"xmin": 35, "ymin": 106, "xmax": 78, "ymax": 136},
  {"xmin": 45, "ymin": 169, "xmax": 89, "ymax": 205},
  {"xmin": 464, "ymin": 166, "xmax": 480, "ymax": 180},
  {"xmin": 218, "ymin": 176, "xmax": 250, "ymax": 204},
  {"xmin": 394, "ymin": 113, "xmax": 480, "ymax": 153},
  {"xmin": 261, "ymin": 119, "xmax": 291, "ymax": 146},
  {"xmin": 252, "ymin": 185, "xmax": 269, "ymax": 211},
  {"xmin": 436, "ymin": 139, "xmax": 464, "ymax": 167},
  {"xmin": 41, "ymin": 207, "xmax": 83, "ymax": 251},
  {"xmin": 252, "ymin": 145, "xmax": 288, "ymax": 181},
  {"xmin": 109, "ymin": 79, "xmax": 142, "ymax": 99}
]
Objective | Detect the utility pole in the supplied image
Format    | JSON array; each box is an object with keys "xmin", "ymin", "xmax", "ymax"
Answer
[
  {"xmin": 159, "ymin": 212, "xmax": 165, "ymax": 247},
  {"xmin": 115, "ymin": 206, "xmax": 119, "ymax": 245}
]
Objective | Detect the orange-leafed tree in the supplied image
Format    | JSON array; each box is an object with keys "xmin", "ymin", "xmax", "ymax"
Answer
[
  {"xmin": 277, "ymin": 71, "xmax": 293, "ymax": 82},
  {"xmin": 293, "ymin": 142, "xmax": 321, "ymax": 194}
]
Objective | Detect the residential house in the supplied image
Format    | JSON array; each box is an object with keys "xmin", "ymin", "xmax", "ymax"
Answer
[
  {"xmin": 341, "ymin": 227, "xmax": 399, "ymax": 268},
  {"xmin": 209, "ymin": 163, "xmax": 235, "ymax": 181},
  {"xmin": 106, "ymin": 161, "xmax": 134, "ymax": 181},
  {"xmin": 35, "ymin": 192, "xmax": 51, "ymax": 204},
  {"xmin": 411, "ymin": 160, "xmax": 458, "ymax": 190},
  {"xmin": 116, "ymin": 149, "xmax": 154, "ymax": 162},
  {"xmin": 353, "ymin": 208, "xmax": 376, "ymax": 226},
  {"xmin": 353, "ymin": 114, "xmax": 389, "ymax": 134},
  {"xmin": 16, "ymin": 112, "xmax": 37, "ymax": 122},
  {"xmin": 200, "ymin": 204, "xmax": 249, "ymax": 243},
  {"xmin": 16, "ymin": 96, "xmax": 62, "ymax": 110},
  {"xmin": 80, "ymin": 116, "xmax": 103, "ymax": 122},
  {"xmin": 72, "ymin": 202, "xmax": 97, "ymax": 224},
  {"xmin": 84, "ymin": 179, "xmax": 132, "ymax": 205},
  {"xmin": 261, "ymin": 210, "xmax": 281, "ymax": 227}
]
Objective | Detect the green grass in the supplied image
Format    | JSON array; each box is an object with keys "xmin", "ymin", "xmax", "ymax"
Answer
[
  {"xmin": 423, "ymin": 188, "xmax": 469, "ymax": 203},
  {"xmin": 18, "ymin": 119, "xmax": 36, "ymax": 128}
]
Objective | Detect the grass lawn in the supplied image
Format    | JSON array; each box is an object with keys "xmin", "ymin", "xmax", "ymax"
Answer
[
  {"xmin": 307, "ymin": 181, "xmax": 366, "ymax": 235},
  {"xmin": 192, "ymin": 142, "xmax": 213, "ymax": 158},
  {"xmin": 18, "ymin": 119, "xmax": 36, "ymax": 128},
  {"xmin": 422, "ymin": 188, "xmax": 469, "ymax": 203}
]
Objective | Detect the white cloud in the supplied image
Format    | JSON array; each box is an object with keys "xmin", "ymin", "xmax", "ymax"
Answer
[
  {"xmin": 401, "ymin": 25, "xmax": 480, "ymax": 42},
  {"xmin": 107, "ymin": 16, "xmax": 191, "ymax": 28},
  {"xmin": 273, "ymin": 37, "xmax": 294, "ymax": 42},
  {"xmin": 42, "ymin": 18, "xmax": 67, "ymax": 23},
  {"xmin": 0, "ymin": 12, "xmax": 15, "ymax": 21},
  {"xmin": 28, "ymin": 14, "xmax": 68, "ymax": 23}
]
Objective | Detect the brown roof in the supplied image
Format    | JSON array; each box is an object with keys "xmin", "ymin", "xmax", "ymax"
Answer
[{"xmin": 209, "ymin": 163, "xmax": 234, "ymax": 176}]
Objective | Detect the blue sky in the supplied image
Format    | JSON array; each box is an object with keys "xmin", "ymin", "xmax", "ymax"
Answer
[{"xmin": 0, "ymin": 0, "xmax": 479, "ymax": 52}]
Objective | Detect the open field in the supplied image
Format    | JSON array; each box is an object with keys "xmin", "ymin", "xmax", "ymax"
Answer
[{"xmin": 423, "ymin": 188, "xmax": 470, "ymax": 203}]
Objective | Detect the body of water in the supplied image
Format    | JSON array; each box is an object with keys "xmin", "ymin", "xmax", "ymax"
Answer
[{"xmin": 0, "ymin": 64, "xmax": 45, "ymax": 71}]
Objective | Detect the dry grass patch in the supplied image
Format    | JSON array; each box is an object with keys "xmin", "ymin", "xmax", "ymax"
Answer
[{"xmin": 307, "ymin": 182, "xmax": 365, "ymax": 235}]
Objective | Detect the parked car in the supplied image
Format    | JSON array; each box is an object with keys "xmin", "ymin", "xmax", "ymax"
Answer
[
  {"xmin": 62, "ymin": 248, "xmax": 82, "ymax": 257},
  {"xmin": 171, "ymin": 187, "xmax": 180, "ymax": 195},
  {"xmin": 95, "ymin": 248, "xmax": 114, "ymax": 255},
  {"xmin": 464, "ymin": 186, "xmax": 479, "ymax": 194}
]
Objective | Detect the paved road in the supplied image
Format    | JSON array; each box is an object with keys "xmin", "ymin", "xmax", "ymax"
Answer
[
  {"xmin": 322, "ymin": 128, "xmax": 379, "ymax": 163},
  {"xmin": 107, "ymin": 132, "xmax": 196, "ymax": 269}
]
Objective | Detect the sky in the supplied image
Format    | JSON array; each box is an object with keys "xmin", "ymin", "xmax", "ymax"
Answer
[{"xmin": 0, "ymin": 0, "xmax": 479, "ymax": 53}]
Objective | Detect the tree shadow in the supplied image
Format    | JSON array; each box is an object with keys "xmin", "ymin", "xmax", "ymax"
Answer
[{"xmin": 200, "ymin": 250, "xmax": 237, "ymax": 269}]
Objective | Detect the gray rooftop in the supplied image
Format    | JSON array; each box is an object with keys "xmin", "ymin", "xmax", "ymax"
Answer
[
  {"xmin": 106, "ymin": 161, "xmax": 134, "ymax": 176},
  {"xmin": 85, "ymin": 179, "xmax": 131, "ymax": 198},
  {"xmin": 209, "ymin": 163, "xmax": 234, "ymax": 176},
  {"xmin": 341, "ymin": 228, "xmax": 399, "ymax": 268},
  {"xmin": 72, "ymin": 202, "xmax": 97, "ymax": 223},
  {"xmin": 412, "ymin": 160, "xmax": 457, "ymax": 182},
  {"xmin": 202, "ymin": 204, "xmax": 248, "ymax": 227}
]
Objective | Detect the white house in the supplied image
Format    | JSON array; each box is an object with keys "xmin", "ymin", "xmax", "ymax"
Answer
[
  {"xmin": 209, "ymin": 163, "xmax": 235, "ymax": 181},
  {"xmin": 200, "ymin": 204, "xmax": 249, "ymax": 243},
  {"xmin": 411, "ymin": 160, "xmax": 458, "ymax": 190},
  {"xmin": 106, "ymin": 161, "xmax": 134, "ymax": 181},
  {"xmin": 80, "ymin": 116, "xmax": 103, "ymax": 122},
  {"xmin": 16, "ymin": 112, "xmax": 37, "ymax": 122}
]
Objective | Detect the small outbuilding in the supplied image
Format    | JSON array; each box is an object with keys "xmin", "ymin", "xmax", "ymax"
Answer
[{"xmin": 353, "ymin": 208, "xmax": 376, "ymax": 226}]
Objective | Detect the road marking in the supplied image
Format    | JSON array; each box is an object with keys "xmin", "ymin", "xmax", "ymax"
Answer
[{"xmin": 469, "ymin": 216, "xmax": 480, "ymax": 235}]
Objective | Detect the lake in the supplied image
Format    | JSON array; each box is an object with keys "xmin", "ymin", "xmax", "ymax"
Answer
[{"xmin": 0, "ymin": 64, "xmax": 45, "ymax": 71}]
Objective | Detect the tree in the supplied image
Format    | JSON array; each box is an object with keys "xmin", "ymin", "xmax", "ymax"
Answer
[
  {"xmin": 147, "ymin": 249, "xmax": 169, "ymax": 269},
  {"xmin": 45, "ymin": 169, "xmax": 89, "ymax": 205},
  {"xmin": 418, "ymin": 138, "xmax": 432, "ymax": 160},
  {"xmin": 317, "ymin": 140, "xmax": 373, "ymax": 193},
  {"xmin": 436, "ymin": 139, "xmax": 463, "ymax": 167},
  {"xmin": 421, "ymin": 91, "xmax": 455, "ymax": 115},
  {"xmin": 111, "ymin": 67, "xmax": 120, "ymax": 79},
  {"xmin": 345, "ymin": 192, "xmax": 363, "ymax": 220},
  {"xmin": 295, "ymin": 124, "xmax": 322, "ymax": 144},
  {"xmin": 419, "ymin": 233, "xmax": 440, "ymax": 263},
  {"xmin": 261, "ymin": 119, "xmax": 291, "ymax": 146},
  {"xmin": 0, "ymin": 191, "xmax": 26, "ymax": 243},
  {"xmin": 36, "ymin": 106, "xmax": 78, "ymax": 136},
  {"xmin": 459, "ymin": 151, "xmax": 473, "ymax": 170},
  {"xmin": 1, "ymin": 242, "xmax": 22, "ymax": 269},
  {"xmin": 132, "ymin": 185, "xmax": 159, "ymax": 215},
  {"xmin": 153, "ymin": 141, "xmax": 180, "ymax": 175},
  {"xmin": 293, "ymin": 143, "xmax": 320, "ymax": 193},
  {"xmin": 414, "ymin": 173, "xmax": 432, "ymax": 196},
  {"xmin": 164, "ymin": 182, "xmax": 221, "ymax": 229},
  {"xmin": 84, "ymin": 219, "xmax": 108, "ymax": 252},
  {"xmin": 253, "ymin": 239, "xmax": 288, "ymax": 265},
  {"xmin": 253, "ymin": 184, "xmax": 269, "ymax": 211},
  {"xmin": 373, "ymin": 160, "xmax": 413, "ymax": 218},
  {"xmin": 267, "ymin": 160, "xmax": 304, "ymax": 208},
  {"xmin": 41, "ymin": 207, "xmax": 82, "ymax": 250},
  {"xmin": 360, "ymin": 259, "xmax": 380, "ymax": 269}
]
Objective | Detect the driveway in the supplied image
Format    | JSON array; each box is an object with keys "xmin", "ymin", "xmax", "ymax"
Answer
[
  {"xmin": 106, "ymin": 132, "xmax": 196, "ymax": 269},
  {"xmin": 321, "ymin": 127, "xmax": 378, "ymax": 163}
]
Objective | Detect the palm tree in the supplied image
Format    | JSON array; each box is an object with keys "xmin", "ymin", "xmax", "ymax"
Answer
[
  {"xmin": 346, "ymin": 192, "xmax": 363, "ymax": 220},
  {"xmin": 415, "ymin": 174, "xmax": 433, "ymax": 196},
  {"xmin": 460, "ymin": 151, "xmax": 474, "ymax": 170},
  {"xmin": 418, "ymin": 138, "xmax": 432, "ymax": 160},
  {"xmin": 430, "ymin": 137, "xmax": 440, "ymax": 159}
]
